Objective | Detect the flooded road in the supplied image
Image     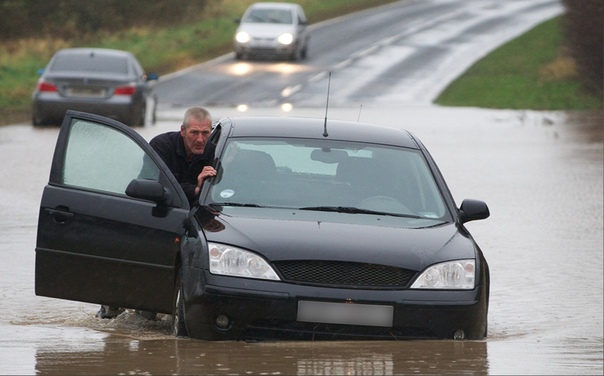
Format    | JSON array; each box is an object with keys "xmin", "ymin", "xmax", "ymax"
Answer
[{"xmin": 0, "ymin": 106, "xmax": 602, "ymax": 375}]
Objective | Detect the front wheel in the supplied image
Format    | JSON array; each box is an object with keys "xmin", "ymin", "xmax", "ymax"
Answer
[{"xmin": 172, "ymin": 271, "xmax": 188, "ymax": 338}]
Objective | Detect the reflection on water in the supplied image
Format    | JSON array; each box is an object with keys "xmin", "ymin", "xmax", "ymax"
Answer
[{"xmin": 34, "ymin": 331, "xmax": 488, "ymax": 375}]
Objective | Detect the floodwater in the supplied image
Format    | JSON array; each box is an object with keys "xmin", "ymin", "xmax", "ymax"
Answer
[{"xmin": 0, "ymin": 106, "xmax": 602, "ymax": 375}]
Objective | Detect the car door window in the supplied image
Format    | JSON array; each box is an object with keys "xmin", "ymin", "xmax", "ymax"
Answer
[{"xmin": 63, "ymin": 119, "xmax": 160, "ymax": 194}]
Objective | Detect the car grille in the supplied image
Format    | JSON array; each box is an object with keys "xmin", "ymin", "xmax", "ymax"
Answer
[{"xmin": 273, "ymin": 261, "xmax": 416, "ymax": 289}]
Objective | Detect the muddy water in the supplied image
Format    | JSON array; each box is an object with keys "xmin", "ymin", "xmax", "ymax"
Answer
[{"xmin": 0, "ymin": 106, "xmax": 602, "ymax": 375}]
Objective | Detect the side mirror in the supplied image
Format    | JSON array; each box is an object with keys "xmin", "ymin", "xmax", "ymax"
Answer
[
  {"xmin": 146, "ymin": 72, "xmax": 159, "ymax": 81},
  {"xmin": 234, "ymin": 18, "xmax": 241, "ymax": 24},
  {"xmin": 126, "ymin": 179, "xmax": 171, "ymax": 206},
  {"xmin": 458, "ymin": 199, "xmax": 490, "ymax": 224}
]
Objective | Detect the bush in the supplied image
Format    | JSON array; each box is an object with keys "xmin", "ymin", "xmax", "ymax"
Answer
[
  {"xmin": 0, "ymin": 0, "xmax": 209, "ymax": 40},
  {"xmin": 562, "ymin": 0, "xmax": 603, "ymax": 98}
]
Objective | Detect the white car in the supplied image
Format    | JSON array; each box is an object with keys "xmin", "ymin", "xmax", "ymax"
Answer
[{"xmin": 234, "ymin": 2, "xmax": 309, "ymax": 61}]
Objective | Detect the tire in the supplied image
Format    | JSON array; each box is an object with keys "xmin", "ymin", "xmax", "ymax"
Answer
[
  {"xmin": 128, "ymin": 102, "xmax": 145, "ymax": 126},
  {"xmin": 32, "ymin": 112, "xmax": 48, "ymax": 126},
  {"xmin": 32, "ymin": 116, "xmax": 43, "ymax": 127},
  {"xmin": 289, "ymin": 47, "xmax": 299, "ymax": 62},
  {"xmin": 300, "ymin": 43, "xmax": 308, "ymax": 60},
  {"xmin": 172, "ymin": 271, "xmax": 188, "ymax": 338},
  {"xmin": 137, "ymin": 103, "xmax": 146, "ymax": 126},
  {"xmin": 150, "ymin": 102, "xmax": 157, "ymax": 125}
]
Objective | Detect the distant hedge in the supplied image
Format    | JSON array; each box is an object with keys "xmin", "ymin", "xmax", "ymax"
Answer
[
  {"xmin": 0, "ymin": 0, "xmax": 209, "ymax": 40},
  {"xmin": 562, "ymin": 0, "xmax": 603, "ymax": 97}
]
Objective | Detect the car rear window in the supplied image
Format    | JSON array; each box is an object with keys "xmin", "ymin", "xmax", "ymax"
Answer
[{"xmin": 50, "ymin": 53, "xmax": 129, "ymax": 74}]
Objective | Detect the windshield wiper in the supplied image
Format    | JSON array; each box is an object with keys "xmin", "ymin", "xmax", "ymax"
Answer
[
  {"xmin": 299, "ymin": 206, "xmax": 422, "ymax": 219},
  {"xmin": 209, "ymin": 202, "xmax": 265, "ymax": 208}
]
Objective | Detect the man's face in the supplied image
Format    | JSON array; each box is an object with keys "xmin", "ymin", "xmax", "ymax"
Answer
[{"xmin": 181, "ymin": 117, "xmax": 212, "ymax": 158}]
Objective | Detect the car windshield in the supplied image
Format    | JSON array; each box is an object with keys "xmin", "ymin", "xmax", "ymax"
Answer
[
  {"xmin": 208, "ymin": 138, "xmax": 449, "ymax": 220},
  {"xmin": 50, "ymin": 53, "xmax": 129, "ymax": 74},
  {"xmin": 244, "ymin": 8, "xmax": 293, "ymax": 24}
]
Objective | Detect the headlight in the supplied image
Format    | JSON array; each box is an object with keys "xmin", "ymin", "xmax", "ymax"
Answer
[
  {"xmin": 410, "ymin": 260, "xmax": 475, "ymax": 289},
  {"xmin": 235, "ymin": 31, "xmax": 250, "ymax": 43},
  {"xmin": 208, "ymin": 242, "xmax": 280, "ymax": 281},
  {"xmin": 277, "ymin": 33, "xmax": 294, "ymax": 45}
]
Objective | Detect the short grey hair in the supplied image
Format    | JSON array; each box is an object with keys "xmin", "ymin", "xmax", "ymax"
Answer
[{"xmin": 182, "ymin": 107, "xmax": 212, "ymax": 129}]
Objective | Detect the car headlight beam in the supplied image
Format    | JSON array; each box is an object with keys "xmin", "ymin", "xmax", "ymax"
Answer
[
  {"xmin": 410, "ymin": 260, "xmax": 475, "ymax": 289},
  {"xmin": 208, "ymin": 242, "xmax": 280, "ymax": 281}
]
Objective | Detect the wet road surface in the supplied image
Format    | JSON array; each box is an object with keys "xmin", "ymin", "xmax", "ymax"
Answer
[
  {"xmin": 156, "ymin": 0, "xmax": 563, "ymax": 109},
  {"xmin": 0, "ymin": 105, "xmax": 601, "ymax": 375}
]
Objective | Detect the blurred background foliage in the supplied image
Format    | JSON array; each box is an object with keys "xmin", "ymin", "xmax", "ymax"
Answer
[
  {"xmin": 561, "ymin": 0, "xmax": 603, "ymax": 97},
  {"xmin": 0, "ymin": 1, "xmax": 211, "ymax": 40}
]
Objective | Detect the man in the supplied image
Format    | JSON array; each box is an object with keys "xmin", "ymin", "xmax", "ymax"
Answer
[
  {"xmin": 97, "ymin": 107, "xmax": 217, "ymax": 320},
  {"xmin": 150, "ymin": 106, "xmax": 217, "ymax": 206}
]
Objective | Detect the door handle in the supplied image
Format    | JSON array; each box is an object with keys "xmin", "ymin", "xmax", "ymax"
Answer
[{"xmin": 45, "ymin": 207, "xmax": 74, "ymax": 224}]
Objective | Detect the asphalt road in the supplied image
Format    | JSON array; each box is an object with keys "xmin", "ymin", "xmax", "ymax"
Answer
[{"xmin": 154, "ymin": 0, "xmax": 564, "ymax": 112}]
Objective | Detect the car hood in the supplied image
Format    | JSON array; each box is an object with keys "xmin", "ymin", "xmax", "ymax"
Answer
[
  {"xmin": 237, "ymin": 23, "xmax": 298, "ymax": 38},
  {"xmin": 200, "ymin": 207, "xmax": 476, "ymax": 272}
]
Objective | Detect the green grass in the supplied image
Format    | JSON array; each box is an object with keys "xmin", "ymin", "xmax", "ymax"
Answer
[{"xmin": 435, "ymin": 17, "xmax": 602, "ymax": 110}]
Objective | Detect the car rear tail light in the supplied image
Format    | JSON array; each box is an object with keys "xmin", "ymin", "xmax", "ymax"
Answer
[
  {"xmin": 113, "ymin": 84, "xmax": 136, "ymax": 96},
  {"xmin": 38, "ymin": 81, "xmax": 58, "ymax": 92}
]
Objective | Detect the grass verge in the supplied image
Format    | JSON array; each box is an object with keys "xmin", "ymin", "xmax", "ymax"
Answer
[{"xmin": 434, "ymin": 17, "xmax": 602, "ymax": 110}]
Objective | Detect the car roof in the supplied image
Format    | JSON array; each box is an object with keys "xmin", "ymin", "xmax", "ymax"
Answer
[
  {"xmin": 220, "ymin": 116, "xmax": 420, "ymax": 149},
  {"xmin": 248, "ymin": 2, "xmax": 301, "ymax": 10}
]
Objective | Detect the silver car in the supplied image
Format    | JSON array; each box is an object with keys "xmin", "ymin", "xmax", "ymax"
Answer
[
  {"xmin": 32, "ymin": 48, "xmax": 158, "ymax": 126},
  {"xmin": 234, "ymin": 2, "xmax": 309, "ymax": 61}
]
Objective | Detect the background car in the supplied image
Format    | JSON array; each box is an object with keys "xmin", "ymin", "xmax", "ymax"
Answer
[
  {"xmin": 32, "ymin": 48, "xmax": 158, "ymax": 126},
  {"xmin": 234, "ymin": 2, "xmax": 309, "ymax": 61},
  {"xmin": 35, "ymin": 111, "xmax": 490, "ymax": 342}
]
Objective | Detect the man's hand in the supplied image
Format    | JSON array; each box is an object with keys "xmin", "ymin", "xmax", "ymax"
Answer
[{"xmin": 195, "ymin": 166, "xmax": 217, "ymax": 196}]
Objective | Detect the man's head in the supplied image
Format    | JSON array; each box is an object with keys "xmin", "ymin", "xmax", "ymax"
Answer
[{"xmin": 180, "ymin": 107, "xmax": 212, "ymax": 160}]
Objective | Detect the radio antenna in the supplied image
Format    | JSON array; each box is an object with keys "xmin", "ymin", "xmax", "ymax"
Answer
[
  {"xmin": 323, "ymin": 72, "xmax": 331, "ymax": 137},
  {"xmin": 357, "ymin": 104, "xmax": 363, "ymax": 122}
]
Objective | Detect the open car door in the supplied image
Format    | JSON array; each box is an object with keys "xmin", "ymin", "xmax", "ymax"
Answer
[{"xmin": 35, "ymin": 111, "xmax": 190, "ymax": 314}]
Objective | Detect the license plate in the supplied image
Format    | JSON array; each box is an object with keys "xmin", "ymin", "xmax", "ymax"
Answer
[
  {"xmin": 67, "ymin": 87, "xmax": 105, "ymax": 98},
  {"xmin": 253, "ymin": 38, "xmax": 274, "ymax": 47},
  {"xmin": 297, "ymin": 300, "xmax": 394, "ymax": 327}
]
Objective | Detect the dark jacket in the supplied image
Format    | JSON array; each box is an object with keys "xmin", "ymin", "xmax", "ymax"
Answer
[{"xmin": 150, "ymin": 131, "xmax": 215, "ymax": 206}]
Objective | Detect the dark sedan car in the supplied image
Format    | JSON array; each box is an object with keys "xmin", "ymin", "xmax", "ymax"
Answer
[
  {"xmin": 32, "ymin": 48, "xmax": 158, "ymax": 126},
  {"xmin": 35, "ymin": 111, "xmax": 490, "ymax": 341}
]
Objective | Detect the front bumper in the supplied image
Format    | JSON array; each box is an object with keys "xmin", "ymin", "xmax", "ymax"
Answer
[
  {"xmin": 234, "ymin": 42, "xmax": 296, "ymax": 58},
  {"xmin": 183, "ymin": 272, "xmax": 488, "ymax": 341}
]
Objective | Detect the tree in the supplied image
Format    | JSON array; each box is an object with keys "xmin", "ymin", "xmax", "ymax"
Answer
[{"xmin": 562, "ymin": 0, "xmax": 604, "ymax": 98}]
